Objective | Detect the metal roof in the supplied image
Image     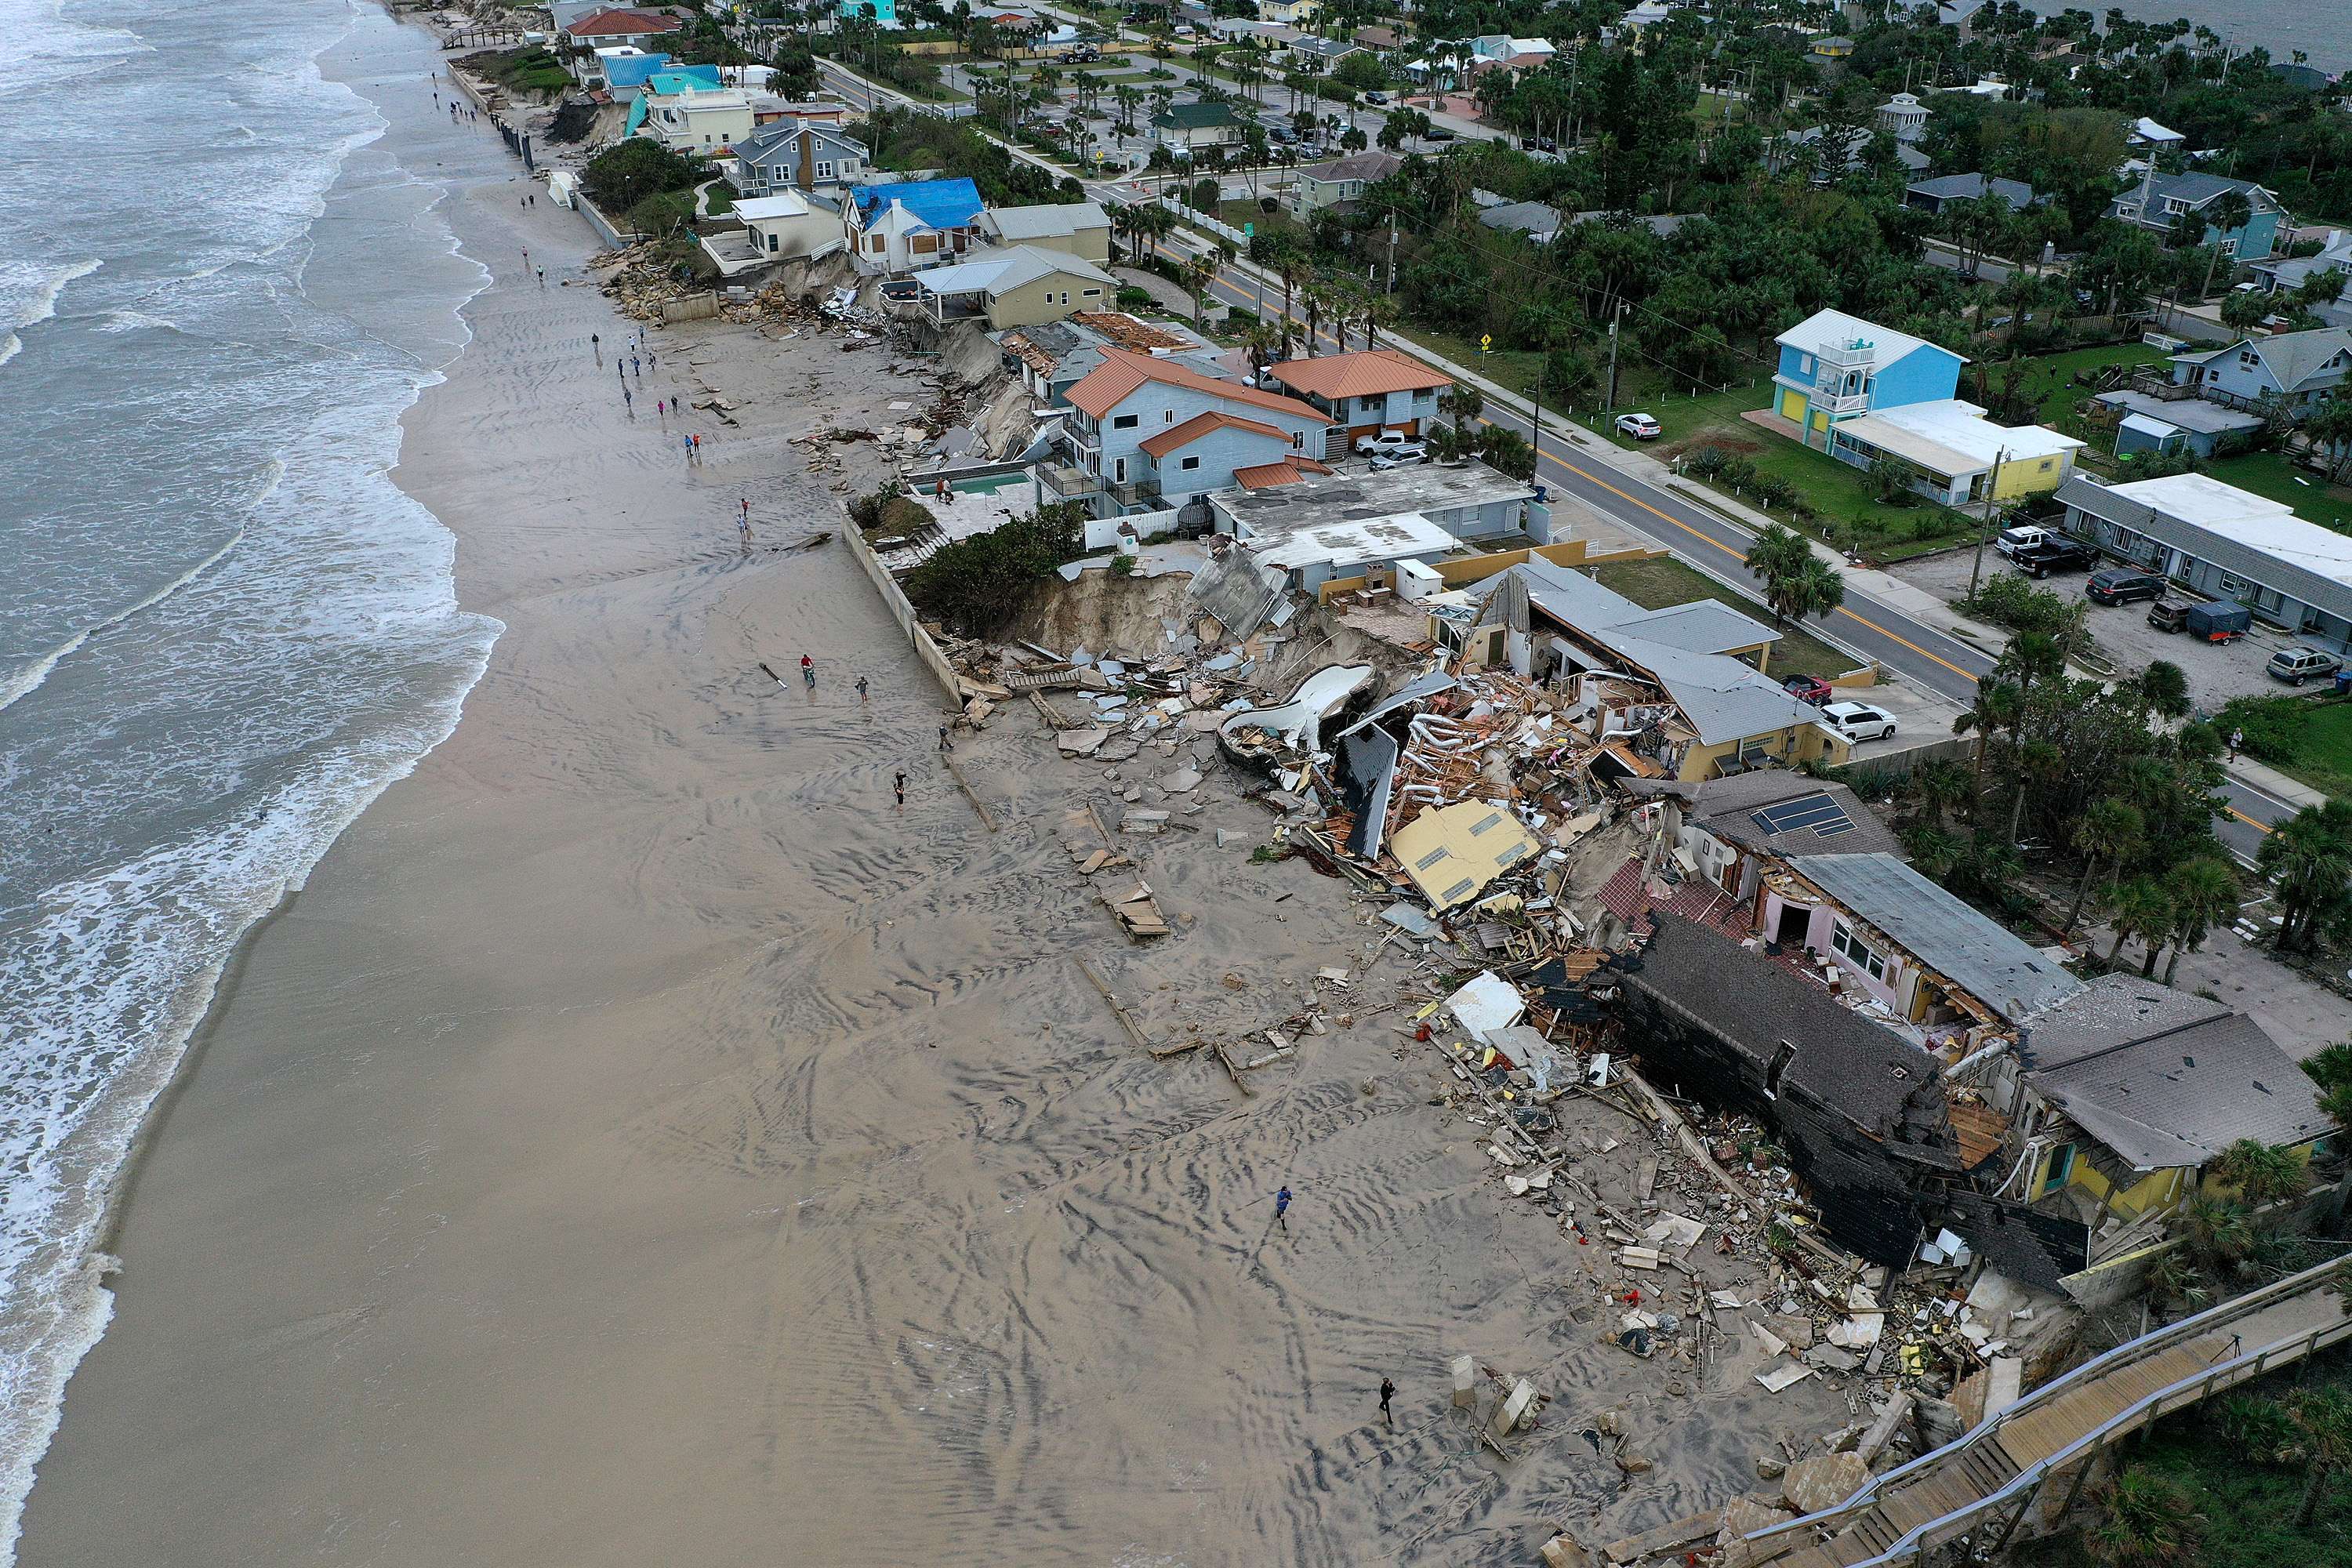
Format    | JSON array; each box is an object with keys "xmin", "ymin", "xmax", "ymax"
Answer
[
  {"xmin": 1773, "ymin": 308, "xmax": 1956, "ymax": 371},
  {"xmin": 1791, "ymin": 853, "xmax": 2084, "ymax": 1022},
  {"xmin": 1688, "ymin": 773, "xmax": 1904, "ymax": 858},
  {"xmin": 913, "ymin": 245, "xmax": 1112, "ymax": 299},
  {"xmin": 983, "ymin": 201, "xmax": 1111, "ymax": 241},
  {"xmin": 1905, "ymin": 172, "xmax": 2040, "ymax": 209},
  {"xmin": 849, "ymin": 177, "xmax": 982, "ymax": 231}
]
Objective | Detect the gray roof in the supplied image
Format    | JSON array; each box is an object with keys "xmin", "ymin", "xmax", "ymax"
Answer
[
  {"xmin": 2058, "ymin": 473, "xmax": 2352, "ymax": 621},
  {"xmin": 984, "ymin": 201, "xmax": 1111, "ymax": 241},
  {"xmin": 1625, "ymin": 914, "xmax": 1956, "ymax": 1147},
  {"xmin": 1684, "ymin": 771, "xmax": 1904, "ymax": 857},
  {"xmin": 1791, "ymin": 852, "xmax": 2084, "ymax": 1022},
  {"xmin": 2118, "ymin": 171, "xmax": 2278, "ymax": 218},
  {"xmin": 1570, "ymin": 210, "xmax": 1690, "ymax": 238},
  {"xmin": 1906, "ymin": 172, "xmax": 2039, "ymax": 209},
  {"xmin": 2092, "ymin": 389, "xmax": 2267, "ymax": 436},
  {"xmin": 1287, "ymin": 33, "xmax": 1359, "ymax": 56},
  {"xmin": 913, "ymin": 245, "xmax": 1115, "ymax": 299},
  {"xmin": 1298, "ymin": 151, "xmax": 1402, "ymax": 185},
  {"xmin": 1471, "ymin": 557, "xmax": 1777, "ymax": 657},
  {"xmin": 1477, "ymin": 200, "xmax": 1565, "ymax": 236},
  {"xmin": 732, "ymin": 118, "xmax": 866, "ymax": 169},
  {"xmin": 2024, "ymin": 975, "xmax": 2334, "ymax": 1169},
  {"xmin": 2239, "ymin": 326, "xmax": 2352, "ymax": 395}
]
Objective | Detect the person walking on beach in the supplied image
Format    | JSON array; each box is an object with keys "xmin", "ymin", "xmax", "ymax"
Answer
[
  {"xmin": 855, "ymin": 675, "xmax": 869, "ymax": 703},
  {"xmin": 622, "ymin": 385, "xmax": 633, "ymax": 415},
  {"xmin": 1275, "ymin": 1186, "xmax": 1292, "ymax": 1232},
  {"xmin": 800, "ymin": 654, "xmax": 815, "ymax": 690},
  {"xmin": 691, "ymin": 433, "xmax": 702, "ymax": 456},
  {"xmin": 894, "ymin": 770, "xmax": 906, "ymax": 808},
  {"xmin": 682, "ymin": 433, "xmax": 694, "ymax": 460},
  {"xmin": 536, "ymin": 268, "xmax": 544, "ymax": 288},
  {"xmin": 938, "ymin": 724, "xmax": 953, "ymax": 753},
  {"xmin": 1379, "ymin": 1377, "xmax": 1396, "ymax": 1426},
  {"xmin": 592, "ymin": 332, "xmax": 601, "ymax": 365}
]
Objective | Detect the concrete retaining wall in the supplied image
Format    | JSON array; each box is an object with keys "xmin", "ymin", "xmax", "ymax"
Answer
[
  {"xmin": 840, "ymin": 526, "xmax": 964, "ymax": 707},
  {"xmin": 575, "ymin": 194, "xmax": 641, "ymax": 249},
  {"xmin": 659, "ymin": 292, "xmax": 720, "ymax": 323}
]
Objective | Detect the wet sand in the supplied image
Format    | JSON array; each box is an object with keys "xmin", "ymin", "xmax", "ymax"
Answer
[{"xmin": 17, "ymin": 32, "xmax": 1850, "ymax": 1568}]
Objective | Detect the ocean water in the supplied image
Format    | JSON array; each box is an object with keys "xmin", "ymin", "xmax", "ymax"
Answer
[
  {"xmin": 0, "ymin": 0, "xmax": 500, "ymax": 1555},
  {"xmin": 2035, "ymin": 0, "xmax": 2342, "ymax": 72}
]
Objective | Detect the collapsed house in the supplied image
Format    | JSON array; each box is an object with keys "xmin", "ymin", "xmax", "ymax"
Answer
[{"xmin": 1608, "ymin": 913, "xmax": 1966, "ymax": 1265}]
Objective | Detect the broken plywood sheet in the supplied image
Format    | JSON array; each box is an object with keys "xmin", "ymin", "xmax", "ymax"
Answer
[
  {"xmin": 1389, "ymin": 799, "xmax": 1541, "ymax": 911},
  {"xmin": 1103, "ymin": 882, "xmax": 1172, "ymax": 938},
  {"xmin": 1443, "ymin": 970, "xmax": 1525, "ymax": 1044}
]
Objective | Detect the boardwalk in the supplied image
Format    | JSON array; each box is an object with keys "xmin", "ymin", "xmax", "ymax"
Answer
[{"xmin": 1733, "ymin": 1254, "xmax": 2352, "ymax": 1567}]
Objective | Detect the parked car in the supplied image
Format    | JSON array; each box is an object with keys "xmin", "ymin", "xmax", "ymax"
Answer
[
  {"xmin": 1820, "ymin": 701, "xmax": 1897, "ymax": 743},
  {"xmin": 1363, "ymin": 90, "xmax": 1389, "ymax": 104},
  {"xmin": 2146, "ymin": 600, "xmax": 2189, "ymax": 633},
  {"xmin": 1368, "ymin": 448, "xmax": 1428, "ymax": 470},
  {"xmin": 2268, "ymin": 646, "xmax": 2344, "ymax": 685},
  {"xmin": 1355, "ymin": 430, "xmax": 1426, "ymax": 459},
  {"xmin": 1268, "ymin": 125, "xmax": 1297, "ymax": 143},
  {"xmin": 1422, "ymin": 125, "xmax": 1456, "ymax": 142},
  {"xmin": 2012, "ymin": 536, "xmax": 2096, "ymax": 578},
  {"xmin": 1521, "ymin": 136, "xmax": 1558, "ymax": 153},
  {"xmin": 2085, "ymin": 568, "xmax": 2165, "ymax": 605},
  {"xmin": 1782, "ymin": 673, "xmax": 1835, "ymax": 706},
  {"xmin": 1613, "ymin": 412, "xmax": 1662, "ymax": 440}
]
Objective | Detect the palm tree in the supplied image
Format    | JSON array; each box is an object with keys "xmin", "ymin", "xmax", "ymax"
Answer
[
  {"xmin": 1743, "ymin": 524, "xmax": 1843, "ymax": 625},
  {"xmin": 1301, "ymin": 279, "xmax": 1330, "ymax": 358},
  {"xmin": 2258, "ymin": 799, "xmax": 2352, "ymax": 954},
  {"xmin": 1242, "ymin": 321, "xmax": 1283, "ymax": 379},
  {"xmin": 2007, "ymin": 736, "xmax": 2063, "ymax": 848},
  {"xmin": 2195, "ymin": 191, "xmax": 2256, "ymax": 305},
  {"xmin": 1952, "ymin": 680, "xmax": 2018, "ymax": 805},
  {"xmin": 2129, "ymin": 659, "xmax": 2191, "ymax": 723},
  {"xmin": 2287, "ymin": 1386, "xmax": 2352, "ymax": 1526},
  {"xmin": 2209, "ymin": 1138, "xmax": 2310, "ymax": 1207},
  {"xmin": 2160, "ymin": 854, "xmax": 2237, "ymax": 985},
  {"xmin": 2104, "ymin": 875, "xmax": 2173, "ymax": 971},
  {"xmin": 2082, "ymin": 1465, "xmax": 2203, "ymax": 1568},
  {"xmin": 2064, "ymin": 798, "xmax": 2144, "ymax": 935},
  {"xmin": 1914, "ymin": 758, "xmax": 1974, "ymax": 833},
  {"xmin": 1441, "ymin": 383, "xmax": 1485, "ymax": 441},
  {"xmin": 2304, "ymin": 398, "xmax": 2352, "ymax": 485},
  {"xmin": 1181, "ymin": 249, "xmax": 1219, "ymax": 327}
]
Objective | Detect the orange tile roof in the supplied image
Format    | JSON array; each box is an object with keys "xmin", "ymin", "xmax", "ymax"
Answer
[
  {"xmin": 1139, "ymin": 410, "xmax": 1293, "ymax": 459},
  {"xmin": 1232, "ymin": 456, "xmax": 1334, "ymax": 488},
  {"xmin": 1268, "ymin": 347, "xmax": 1453, "ymax": 401},
  {"xmin": 1065, "ymin": 347, "xmax": 1326, "ymax": 423}
]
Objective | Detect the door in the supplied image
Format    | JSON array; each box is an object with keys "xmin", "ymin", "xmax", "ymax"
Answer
[
  {"xmin": 1778, "ymin": 388, "xmax": 1806, "ymax": 423},
  {"xmin": 1774, "ymin": 900, "xmax": 1810, "ymax": 947}
]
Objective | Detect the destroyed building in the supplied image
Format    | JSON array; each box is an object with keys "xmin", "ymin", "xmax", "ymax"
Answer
[{"xmin": 1609, "ymin": 913, "xmax": 1964, "ymax": 1265}]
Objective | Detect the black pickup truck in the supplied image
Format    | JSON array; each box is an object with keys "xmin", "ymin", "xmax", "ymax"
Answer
[{"xmin": 2010, "ymin": 536, "xmax": 2097, "ymax": 578}]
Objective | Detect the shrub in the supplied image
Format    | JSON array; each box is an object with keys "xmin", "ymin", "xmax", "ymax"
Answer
[
  {"xmin": 583, "ymin": 138, "xmax": 706, "ymax": 212},
  {"xmin": 1961, "ymin": 571, "xmax": 2090, "ymax": 652},
  {"xmin": 904, "ymin": 503, "xmax": 1086, "ymax": 637},
  {"xmin": 626, "ymin": 188, "xmax": 699, "ymax": 239},
  {"xmin": 1115, "ymin": 285, "xmax": 1155, "ymax": 310},
  {"xmin": 2215, "ymin": 694, "xmax": 2310, "ymax": 765},
  {"xmin": 1109, "ymin": 551, "xmax": 1138, "ymax": 576}
]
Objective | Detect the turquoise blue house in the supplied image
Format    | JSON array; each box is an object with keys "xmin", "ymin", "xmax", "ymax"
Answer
[
  {"xmin": 623, "ymin": 64, "xmax": 724, "ymax": 135},
  {"xmin": 840, "ymin": 0, "xmax": 898, "ymax": 21},
  {"xmin": 2109, "ymin": 172, "xmax": 2284, "ymax": 263},
  {"xmin": 1769, "ymin": 309, "xmax": 1967, "ymax": 451}
]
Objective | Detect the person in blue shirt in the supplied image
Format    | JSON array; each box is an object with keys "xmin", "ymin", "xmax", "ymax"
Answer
[{"xmin": 1275, "ymin": 1186, "xmax": 1292, "ymax": 1231}]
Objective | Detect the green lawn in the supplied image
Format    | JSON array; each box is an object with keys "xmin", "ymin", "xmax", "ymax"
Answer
[
  {"xmin": 1216, "ymin": 198, "xmax": 1303, "ymax": 239},
  {"xmin": 1594, "ymin": 555, "xmax": 1865, "ymax": 681},
  {"xmin": 1392, "ymin": 325, "xmax": 1548, "ymax": 400},
  {"xmin": 1992, "ymin": 341, "xmax": 2167, "ymax": 426},
  {"xmin": 1595, "ymin": 381, "xmax": 1980, "ymax": 562},
  {"xmin": 2205, "ymin": 451, "xmax": 2352, "ymax": 535},
  {"xmin": 2228, "ymin": 695, "xmax": 2352, "ymax": 797}
]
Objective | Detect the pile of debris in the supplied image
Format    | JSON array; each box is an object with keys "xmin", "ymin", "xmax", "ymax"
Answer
[{"xmin": 586, "ymin": 240, "xmax": 705, "ymax": 319}]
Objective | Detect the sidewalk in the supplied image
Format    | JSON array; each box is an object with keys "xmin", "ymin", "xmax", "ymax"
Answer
[{"xmin": 2227, "ymin": 754, "xmax": 2328, "ymax": 811}]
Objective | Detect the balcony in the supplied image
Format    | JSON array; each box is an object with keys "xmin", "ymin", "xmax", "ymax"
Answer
[
  {"xmin": 1039, "ymin": 463, "xmax": 1101, "ymax": 502},
  {"xmin": 1108, "ymin": 475, "xmax": 1162, "ymax": 508}
]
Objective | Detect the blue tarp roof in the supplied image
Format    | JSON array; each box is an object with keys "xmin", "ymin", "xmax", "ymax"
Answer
[{"xmin": 851, "ymin": 177, "xmax": 983, "ymax": 230}]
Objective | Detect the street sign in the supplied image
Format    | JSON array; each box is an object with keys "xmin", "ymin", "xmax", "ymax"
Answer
[
  {"xmin": 1243, "ymin": 221, "xmax": 1254, "ymax": 237},
  {"xmin": 1479, "ymin": 334, "xmax": 1491, "ymax": 353}
]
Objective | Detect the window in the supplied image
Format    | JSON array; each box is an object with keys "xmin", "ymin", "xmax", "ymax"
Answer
[
  {"xmin": 815, "ymin": 160, "xmax": 834, "ymax": 181},
  {"xmin": 1112, "ymin": 413, "xmax": 1139, "ymax": 430},
  {"xmin": 2220, "ymin": 238, "xmax": 2238, "ymax": 256},
  {"xmin": 868, "ymin": 235, "xmax": 884, "ymax": 253},
  {"xmin": 1180, "ymin": 455, "xmax": 1201, "ymax": 470},
  {"xmin": 1081, "ymin": 287, "xmax": 1102, "ymax": 298},
  {"xmin": 1113, "ymin": 457, "xmax": 1127, "ymax": 481},
  {"xmin": 1829, "ymin": 919, "xmax": 1887, "ymax": 981},
  {"xmin": 1290, "ymin": 431, "xmax": 1304, "ymax": 448},
  {"xmin": 2162, "ymin": 196, "xmax": 2188, "ymax": 215}
]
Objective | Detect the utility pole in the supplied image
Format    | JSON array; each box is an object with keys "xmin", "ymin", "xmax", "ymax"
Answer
[
  {"xmin": 1603, "ymin": 305, "xmax": 1624, "ymax": 412},
  {"xmin": 1966, "ymin": 446, "xmax": 2009, "ymax": 601},
  {"xmin": 1385, "ymin": 210, "xmax": 1398, "ymax": 292}
]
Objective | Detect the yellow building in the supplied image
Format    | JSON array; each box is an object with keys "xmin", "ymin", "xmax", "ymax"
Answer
[
  {"xmin": 1258, "ymin": 0, "xmax": 1321, "ymax": 22},
  {"xmin": 1825, "ymin": 399, "xmax": 2085, "ymax": 508},
  {"xmin": 2008, "ymin": 976, "xmax": 2333, "ymax": 1229}
]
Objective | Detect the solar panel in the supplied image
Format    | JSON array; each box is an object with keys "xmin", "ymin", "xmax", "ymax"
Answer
[{"xmin": 1751, "ymin": 792, "xmax": 1855, "ymax": 838}]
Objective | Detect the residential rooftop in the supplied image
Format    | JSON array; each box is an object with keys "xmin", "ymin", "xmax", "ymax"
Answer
[
  {"xmin": 1792, "ymin": 852, "xmax": 2084, "ymax": 1022},
  {"xmin": 1267, "ymin": 347, "xmax": 1452, "ymax": 401},
  {"xmin": 1210, "ymin": 461, "xmax": 1535, "ymax": 528}
]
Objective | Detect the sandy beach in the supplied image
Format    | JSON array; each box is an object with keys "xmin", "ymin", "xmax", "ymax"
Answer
[{"xmin": 13, "ymin": 24, "xmax": 1855, "ymax": 1568}]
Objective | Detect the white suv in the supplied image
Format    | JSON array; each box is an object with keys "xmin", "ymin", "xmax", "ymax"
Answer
[
  {"xmin": 1355, "ymin": 430, "xmax": 1426, "ymax": 460},
  {"xmin": 1821, "ymin": 701, "xmax": 1897, "ymax": 742}
]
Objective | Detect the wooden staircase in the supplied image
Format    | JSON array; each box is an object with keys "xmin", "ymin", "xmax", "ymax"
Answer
[{"xmin": 1733, "ymin": 1254, "xmax": 2352, "ymax": 1567}]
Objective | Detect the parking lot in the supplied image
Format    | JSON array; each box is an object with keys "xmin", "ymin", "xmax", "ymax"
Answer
[{"xmin": 1888, "ymin": 546, "xmax": 2328, "ymax": 717}]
